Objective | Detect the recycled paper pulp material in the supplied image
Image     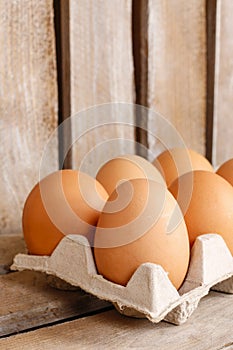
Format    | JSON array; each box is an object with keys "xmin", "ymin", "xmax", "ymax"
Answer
[{"xmin": 11, "ymin": 233, "xmax": 233, "ymax": 325}]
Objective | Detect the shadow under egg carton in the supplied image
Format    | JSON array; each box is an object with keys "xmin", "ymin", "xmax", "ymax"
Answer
[{"xmin": 11, "ymin": 233, "xmax": 233, "ymax": 325}]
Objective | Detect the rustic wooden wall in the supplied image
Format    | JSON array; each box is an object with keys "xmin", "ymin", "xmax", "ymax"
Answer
[
  {"xmin": 147, "ymin": 0, "xmax": 207, "ymax": 159},
  {"xmin": 1, "ymin": 0, "xmax": 233, "ymax": 235},
  {"xmin": 0, "ymin": 0, "xmax": 58, "ymax": 235},
  {"xmin": 69, "ymin": 0, "xmax": 135, "ymax": 176}
]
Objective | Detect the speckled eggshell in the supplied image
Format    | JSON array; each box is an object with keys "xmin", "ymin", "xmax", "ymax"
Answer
[
  {"xmin": 169, "ymin": 170, "xmax": 233, "ymax": 254},
  {"xmin": 23, "ymin": 170, "xmax": 108, "ymax": 255},
  {"xmin": 96, "ymin": 154, "xmax": 165, "ymax": 195},
  {"xmin": 94, "ymin": 178, "xmax": 190, "ymax": 290},
  {"xmin": 153, "ymin": 148, "xmax": 214, "ymax": 187}
]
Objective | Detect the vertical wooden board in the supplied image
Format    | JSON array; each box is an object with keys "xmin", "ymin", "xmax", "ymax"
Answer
[
  {"xmin": 212, "ymin": 0, "xmax": 233, "ymax": 167},
  {"xmin": 147, "ymin": 0, "xmax": 206, "ymax": 160},
  {"xmin": 0, "ymin": 0, "xmax": 58, "ymax": 234},
  {"xmin": 70, "ymin": 0, "xmax": 135, "ymax": 176}
]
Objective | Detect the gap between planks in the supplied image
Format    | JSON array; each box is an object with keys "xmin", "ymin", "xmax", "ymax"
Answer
[
  {"xmin": 132, "ymin": 0, "xmax": 149, "ymax": 158},
  {"xmin": 0, "ymin": 235, "xmax": 112, "ymax": 337},
  {"xmin": 0, "ymin": 270, "xmax": 112, "ymax": 338},
  {"xmin": 53, "ymin": 0, "xmax": 72, "ymax": 169},
  {"xmin": 206, "ymin": 0, "xmax": 217, "ymax": 163},
  {"xmin": 0, "ymin": 292, "xmax": 233, "ymax": 350}
]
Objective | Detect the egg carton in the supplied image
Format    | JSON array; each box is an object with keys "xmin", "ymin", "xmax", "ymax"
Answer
[{"xmin": 11, "ymin": 233, "xmax": 233, "ymax": 325}]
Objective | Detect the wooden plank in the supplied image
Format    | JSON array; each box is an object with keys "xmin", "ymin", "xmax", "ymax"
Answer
[
  {"xmin": 70, "ymin": 0, "xmax": 135, "ymax": 176},
  {"xmin": 147, "ymin": 0, "xmax": 207, "ymax": 159},
  {"xmin": 1, "ymin": 292, "xmax": 233, "ymax": 349},
  {"xmin": 212, "ymin": 0, "xmax": 233, "ymax": 167},
  {"xmin": 0, "ymin": 270, "xmax": 111, "ymax": 337},
  {"xmin": 0, "ymin": 234, "xmax": 26, "ymax": 274},
  {"xmin": 0, "ymin": 0, "xmax": 58, "ymax": 235}
]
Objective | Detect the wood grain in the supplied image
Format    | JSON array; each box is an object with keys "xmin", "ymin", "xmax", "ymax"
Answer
[
  {"xmin": 1, "ymin": 292, "xmax": 233, "ymax": 349},
  {"xmin": 147, "ymin": 0, "xmax": 207, "ymax": 160},
  {"xmin": 0, "ymin": 270, "xmax": 111, "ymax": 337},
  {"xmin": 212, "ymin": 0, "xmax": 233, "ymax": 167},
  {"xmin": 0, "ymin": 234, "xmax": 26, "ymax": 274},
  {"xmin": 0, "ymin": 0, "xmax": 58, "ymax": 235},
  {"xmin": 70, "ymin": 0, "xmax": 135, "ymax": 176}
]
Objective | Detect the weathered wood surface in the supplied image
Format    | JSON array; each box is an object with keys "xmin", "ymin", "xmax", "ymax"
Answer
[
  {"xmin": 0, "ymin": 270, "xmax": 111, "ymax": 337},
  {"xmin": 0, "ymin": 234, "xmax": 26, "ymax": 274},
  {"xmin": 1, "ymin": 292, "xmax": 233, "ymax": 349},
  {"xmin": 212, "ymin": 0, "xmax": 233, "ymax": 167},
  {"xmin": 70, "ymin": 0, "xmax": 135, "ymax": 176},
  {"xmin": 147, "ymin": 0, "xmax": 207, "ymax": 159},
  {"xmin": 0, "ymin": 0, "xmax": 58, "ymax": 235}
]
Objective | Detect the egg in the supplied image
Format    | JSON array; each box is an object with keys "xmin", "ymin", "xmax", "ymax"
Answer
[
  {"xmin": 152, "ymin": 148, "xmax": 214, "ymax": 187},
  {"xmin": 94, "ymin": 178, "xmax": 190, "ymax": 289},
  {"xmin": 216, "ymin": 158, "xmax": 233, "ymax": 187},
  {"xmin": 23, "ymin": 169, "xmax": 108, "ymax": 255},
  {"xmin": 169, "ymin": 170, "xmax": 233, "ymax": 254},
  {"xmin": 96, "ymin": 154, "xmax": 165, "ymax": 195}
]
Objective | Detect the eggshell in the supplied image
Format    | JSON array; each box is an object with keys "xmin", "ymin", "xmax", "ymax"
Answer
[
  {"xmin": 94, "ymin": 178, "xmax": 190, "ymax": 290},
  {"xmin": 169, "ymin": 170, "xmax": 233, "ymax": 254},
  {"xmin": 216, "ymin": 158, "xmax": 233, "ymax": 187},
  {"xmin": 96, "ymin": 154, "xmax": 165, "ymax": 195},
  {"xmin": 23, "ymin": 170, "xmax": 108, "ymax": 255},
  {"xmin": 153, "ymin": 148, "xmax": 214, "ymax": 187}
]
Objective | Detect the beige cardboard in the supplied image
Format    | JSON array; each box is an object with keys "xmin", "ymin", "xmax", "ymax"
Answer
[{"xmin": 11, "ymin": 233, "xmax": 233, "ymax": 325}]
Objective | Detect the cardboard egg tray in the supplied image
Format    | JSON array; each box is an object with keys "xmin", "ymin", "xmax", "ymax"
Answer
[{"xmin": 11, "ymin": 233, "xmax": 233, "ymax": 325}]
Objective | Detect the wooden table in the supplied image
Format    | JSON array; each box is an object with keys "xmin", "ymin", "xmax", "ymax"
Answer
[{"xmin": 1, "ymin": 235, "xmax": 233, "ymax": 350}]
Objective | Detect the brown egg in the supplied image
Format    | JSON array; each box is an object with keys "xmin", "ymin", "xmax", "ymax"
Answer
[
  {"xmin": 216, "ymin": 158, "xmax": 233, "ymax": 187},
  {"xmin": 94, "ymin": 178, "xmax": 190, "ymax": 290},
  {"xmin": 169, "ymin": 170, "xmax": 233, "ymax": 254},
  {"xmin": 23, "ymin": 170, "xmax": 108, "ymax": 255},
  {"xmin": 153, "ymin": 148, "xmax": 214, "ymax": 187},
  {"xmin": 96, "ymin": 154, "xmax": 165, "ymax": 195}
]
